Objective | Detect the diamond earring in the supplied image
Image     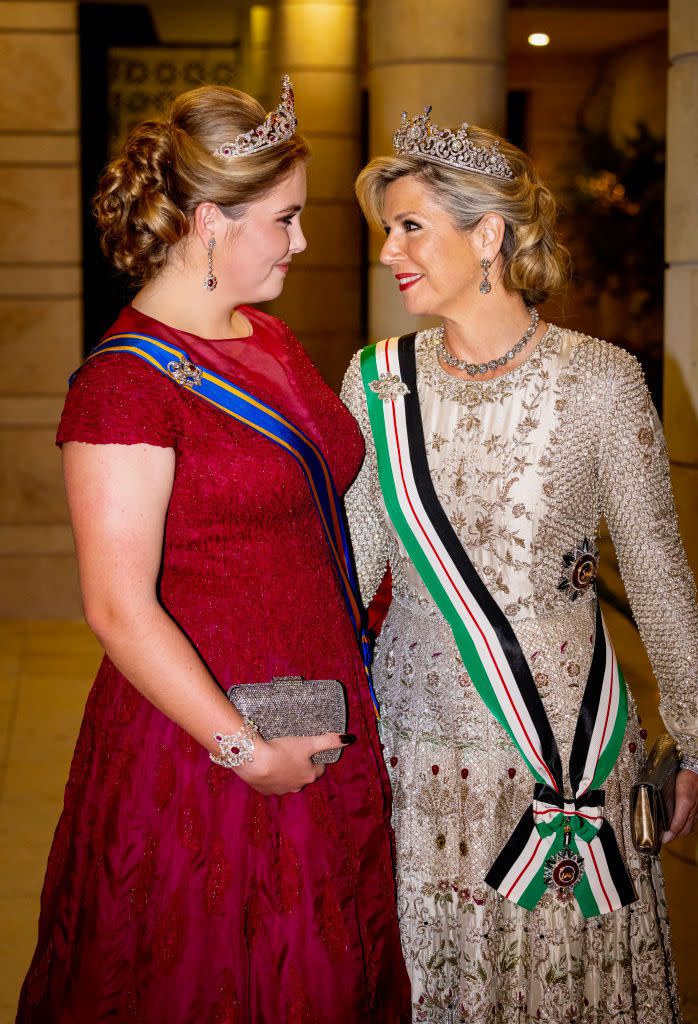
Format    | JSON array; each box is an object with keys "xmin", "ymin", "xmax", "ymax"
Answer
[
  {"xmin": 204, "ymin": 237, "xmax": 217, "ymax": 290},
  {"xmin": 479, "ymin": 258, "xmax": 491, "ymax": 295}
]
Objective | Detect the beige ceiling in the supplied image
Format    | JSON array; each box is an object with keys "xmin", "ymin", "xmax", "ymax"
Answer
[{"xmin": 508, "ymin": 8, "xmax": 667, "ymax": 55}]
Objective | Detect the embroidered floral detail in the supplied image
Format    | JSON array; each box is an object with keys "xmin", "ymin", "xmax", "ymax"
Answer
[
  {"xmin": 115, "ymin": 680, "xmax": 142, "ymax": 725},
  {"xmin": 245, "ymin": 880, "xmax": 263, "ymax": 947},
  {"xmin": 340, "ymin": 822, "xmax": 361, "ymax": 886},
  {"xmin": 307, "ymin": 785, "xmax": 341, "ymax": 842},
  {"xmin": 207, "ymin": 968, "xmax": 239, "ymax": 1024},
  {"xmin": 173, "ymin": 729, "xmax": 196, "ymax": 763},
  {"xmin": 203, "ymin": 835, "xmax": 233, "ymax": 916},
  {"xmin": 152, "ymin": 886, "xmax": 186, "ymax": 973},
  {"xmin": 129, "ymin": 834, "xmax": 158, "ymax": 915},
  {"xmin": 206, "ymin": 761, "xmax": 229, "ymax": 797},
  {"xmin": 430, "ymin": 432, "xmax": 448, "ymax": 452},
  {"xmin": 123, "ymin": 964, "xmax": 144, "ymax": 1024},
  {"xmin": 276, "ymin": 831, "xmax": 303, "ymax": 914},
  {"xmin": 153, "ymin": 747, "xmax": 175, "ymax": 810},
  {"xmin": 248, "ymin": 791, "xmax": 271, "ymax": 848},
  {"xmin": 177, "ymin": 785, "xmax": 204, "ymax": 853},
  {"xmin": 558, "ymin": 537, "xmax": 599, "ymax": 600},
  {"xmin": 102, "ymin": 741, "xmax": 136, "ymax": 812},
  {"xmin": 319, "ymin": 876, "xmax": 350, "ymax": 957},
  {"xmin": 369, "ymin": 371, "xmax": 410, "ymax": 402},
  {"xmin": 24, "ymin": 938, "xmax": 53, "ymax": 1006},
  {"xmin": 287, "ymin": 967, "xmax": 314, "ymax": 1024},
  {"xmin": 84, "ymin": 852, "xmax": 104, "ymax": 909}
]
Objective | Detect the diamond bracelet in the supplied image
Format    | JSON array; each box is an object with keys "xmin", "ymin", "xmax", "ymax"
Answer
[{"xmin": 210, "ymin": 717, "xmax": 258, "ymax": 769}]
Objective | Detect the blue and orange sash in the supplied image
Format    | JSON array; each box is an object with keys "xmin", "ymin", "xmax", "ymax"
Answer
[{"xmin": 73, "ymin": 331, "xmax": 378, "ymax": 715}]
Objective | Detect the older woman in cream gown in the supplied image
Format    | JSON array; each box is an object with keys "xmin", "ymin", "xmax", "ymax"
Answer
[{"xmin": 341, "ymin": 107, "xmax": 698, "ymax": 1024}]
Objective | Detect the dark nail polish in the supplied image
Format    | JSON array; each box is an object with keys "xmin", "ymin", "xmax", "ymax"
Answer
[{"xmin": 340, "ymin": 733, "xmax": 357, "ymax": 745}]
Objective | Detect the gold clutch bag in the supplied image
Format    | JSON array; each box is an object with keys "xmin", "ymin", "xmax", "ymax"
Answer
[
  {"xmin": 226, "ymin": 676, "xmax": 348, "ymax": 765},
  {"xmin": 630, "ymin": 734, "xmax": 682, "ymax": 856}
]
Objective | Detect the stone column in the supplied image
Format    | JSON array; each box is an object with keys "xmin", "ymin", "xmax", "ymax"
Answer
[
  {"xmin": 367, "ymin": 0, "xmax": 507, "ymax": 340},
  {"xmin": 664, "ymin": 0, "xmax": 698, "ymax": 572},
  {"xmin": 241, "ymin": 2, "xmax": 274, "ymax": 109},
  {"xmin": 269, "ymin": 0, "xmax": 362, "ymax": 390},
  {"xmin": 0, "ymin": 0, "xmax": 82, "ymax": 617}
]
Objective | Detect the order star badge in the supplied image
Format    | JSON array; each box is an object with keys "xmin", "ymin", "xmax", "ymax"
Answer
[
  {"xmin": 544, "ymin": 849, "xmax": 585, "ymax": 902},
  {"xmin": 369, "ymin": 372, "xmax": 410, "ymax": 403}
]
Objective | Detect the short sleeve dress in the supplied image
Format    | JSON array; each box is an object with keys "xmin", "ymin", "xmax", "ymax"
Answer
[{"xmin": 16, "ymin": 305, "xmax": 411, "ymax": 1024}]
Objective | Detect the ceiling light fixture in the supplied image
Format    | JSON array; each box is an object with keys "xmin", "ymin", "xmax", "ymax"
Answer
[{"xmin": 528, "ymin": 32, "xmax": 550, "ymax": 47}]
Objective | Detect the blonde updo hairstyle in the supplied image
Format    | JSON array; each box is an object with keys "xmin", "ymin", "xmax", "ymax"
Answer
[
  {"xmin": 95, "ymin": 85, "xmax": 309, "ymax": 284},
  {"xmin": 356, "ymin": 124, "xmax": 568, "ymax": 305}
]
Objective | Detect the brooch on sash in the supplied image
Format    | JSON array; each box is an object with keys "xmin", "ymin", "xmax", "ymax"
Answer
[
  {"xmin": 369, "ymin": 372, "xmax": 410, "ymax": 403},
  {"xmin": 167, "ymin": 355, "xmax": 203, "ymax": 387}
]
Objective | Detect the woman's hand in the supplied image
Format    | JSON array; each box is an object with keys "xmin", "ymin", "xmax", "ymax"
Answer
[
  {"xmin": 663, "ymin": 769, "xmax": 698, "ymax": 843},
  {"xmin": 235, "ymin": 732, "xmax": 354, "ymax": 796}
]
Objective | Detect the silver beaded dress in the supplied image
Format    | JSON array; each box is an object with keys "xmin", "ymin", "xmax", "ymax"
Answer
[{"xmin": 340, "ymin": 324, "xmax": 698, "ymax": 1024}]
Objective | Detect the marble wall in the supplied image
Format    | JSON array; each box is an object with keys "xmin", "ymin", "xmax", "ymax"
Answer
[
  {"xmin": 0, "ymin": 0, "xmax": 83, "ymax": 617},
  {"xmin": 266, "ymin": 0, "xmax": 363, "ymax": 391}
]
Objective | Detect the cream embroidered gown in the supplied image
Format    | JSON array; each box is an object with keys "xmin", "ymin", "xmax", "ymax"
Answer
[{"xmin": 341, "ymin": 324, "xmax": 698, "ymax": 1024}]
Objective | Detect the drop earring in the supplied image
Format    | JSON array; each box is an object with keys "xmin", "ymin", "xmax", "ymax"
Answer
[
  {"xmin": 479, "ymin": 258, "xmax": 491, "ymax": 295},
  {"xmin": 204, "ymin": 237, "xmax": 217, "ymax": 290}
]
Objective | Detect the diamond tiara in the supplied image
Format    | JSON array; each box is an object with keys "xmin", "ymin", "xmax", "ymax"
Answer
[
  {"xmin": 393, "ymin": 106, "xmax": 515, "ymax": 181},
  {"xmin": 213, "ymin": 75, "xmax": 298, "ymax": 159}
]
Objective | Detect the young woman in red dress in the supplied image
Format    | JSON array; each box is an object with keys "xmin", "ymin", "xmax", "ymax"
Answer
[{"xmin": 16, "ymin": 79, "xmax": 410, "ymax": 1023}]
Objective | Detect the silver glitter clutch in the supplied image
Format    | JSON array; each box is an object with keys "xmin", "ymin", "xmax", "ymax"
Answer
[{"xmin": 226, "ymin": 676, "xmax": 348, "ymax": 765}]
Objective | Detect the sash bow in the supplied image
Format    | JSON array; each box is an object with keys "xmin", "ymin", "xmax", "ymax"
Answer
[{"xmin": 532, "ymin": 785, "xmax": 605, "ymax": 844}]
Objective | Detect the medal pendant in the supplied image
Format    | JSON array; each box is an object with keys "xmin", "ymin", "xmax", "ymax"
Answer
[{"xmin": 544, "ymin": 849, "xmax": 585, "ymax": 901}]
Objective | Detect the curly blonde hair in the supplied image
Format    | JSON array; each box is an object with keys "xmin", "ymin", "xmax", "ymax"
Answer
[
  {"xmin": 95, "ymin": 85, "xmax": 309, "ymax": 284},
  {"xmin": 356, "ymin": 125, "xmax": 569, "ymax": 305}
]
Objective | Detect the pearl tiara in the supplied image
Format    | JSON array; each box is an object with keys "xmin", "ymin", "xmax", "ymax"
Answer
[
  {"xmin": 393, "ymin": 105, "xmax": 515, "ymax": 181},
  {"xmin": 213, "ymin": 75, "xmax": 298, "ymax": 159}
]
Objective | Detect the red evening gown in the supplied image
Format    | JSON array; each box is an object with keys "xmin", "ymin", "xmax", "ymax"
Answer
[{"xmin": 16, "ymin": 305, "xmax": 411, "ymax": 1024}]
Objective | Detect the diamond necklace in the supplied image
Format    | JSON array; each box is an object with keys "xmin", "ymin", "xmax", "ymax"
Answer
[{"xmin": 435, "ymin": 306, "xmax": 539, "ymax": 377}]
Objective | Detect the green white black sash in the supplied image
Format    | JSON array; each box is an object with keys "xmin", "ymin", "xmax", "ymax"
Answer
[{"xmin": 361, "ymin": 333, "xmax": 637, "ymax": 918}]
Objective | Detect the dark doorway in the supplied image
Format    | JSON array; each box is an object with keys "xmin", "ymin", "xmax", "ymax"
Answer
[
  {"xmin": 507, "ymin": 90, "xmax": 529, "ymax": 151},
  {"xmin": 79, "ymin": 3, "xmax": 157, "ymax": 354}
]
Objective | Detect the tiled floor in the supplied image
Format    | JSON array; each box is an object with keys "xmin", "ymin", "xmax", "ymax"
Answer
[
  {"xmin": 0, "ymin": 545, "xmax": 696, "ymax": 1022},
  {"xmin": 0, "ymin": 621, "xmax": 99, "ymax": 1023}
]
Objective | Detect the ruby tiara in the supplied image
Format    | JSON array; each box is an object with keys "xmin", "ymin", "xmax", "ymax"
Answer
[
  {"xmin": 393, "ymin": 106, "xmax": 515, "ymax": 181},
  {"xmin": 213, "ymin": 75, "xmax": 297, "ymax": 159}
]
